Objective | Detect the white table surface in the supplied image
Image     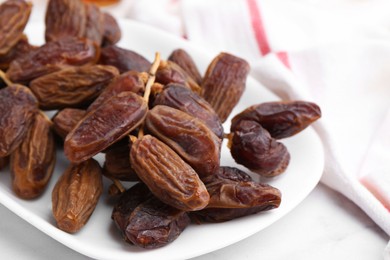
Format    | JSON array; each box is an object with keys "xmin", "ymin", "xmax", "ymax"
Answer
[
  {"xmin": 0, "ymin": 183, "xmax": 387, "ymax": 260},
  {"xmin": 0, "ymin": 0, "xmax": 388, "ymax": 259}
]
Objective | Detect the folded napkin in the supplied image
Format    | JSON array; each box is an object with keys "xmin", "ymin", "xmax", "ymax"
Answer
[{"xmin": 124, "ymin": 0, "xmax": 390, "ymax": 256}]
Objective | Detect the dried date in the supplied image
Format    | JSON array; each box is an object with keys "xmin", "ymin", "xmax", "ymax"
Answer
[
  {"xmin": 231, "ymin": 101, "xmax": 322, "ymax": 139},
  {"xmin": 87, "ymin": 70, "xmax": 147, "ymax": 112},
  {"xmin": 130, "ymin": 135, "xmax": 210, "ymax": 211},
  {"xmin": 146, "ymin": 105, "xmax": 221, "ymax": 177},
  {"xmin": 230, "ymin": 120, "xmax": 290, "ymax": 177},
  {"xmin": 30, "ymin": 65, "xmax": 119, "ymax": 110},
  {"xmin": 201, "ymin": 52, "xmax": 250, "ymax": 122},
  {"xmin": 0, "ymin": 0, "xmax": 32, "ymax": 55},
  {"xmin": 52, "ymin": 158, "xmax": 103, "ymax": 233},
  {"xmin": 45, "ymin": 0, "xmax": 86, "ymax": 42},
  {"xmin": 11, "ymin": 111, "xmax": 56, "ymax": 199},
  {"xmin": 52, "ymin": 108, "xmax": 86, "ymax": 139},
  {"xmin": 102, "ymin": 12, "xmax": 121, "ymax": 46},
  {"xmin": 0, "ymin": 35, "xmax": 36, "ymax": 71},
  {"xmin": 99, "ymin": 45, "xmax": 151, "ymax": 73},
  {"xmin": 0, "ymin": 85, "xmax": 38, "ymax": 157},
  {"xmin": 168, "ymin": 49, "xmax": 202, "ymax": 85},
  {"xmin": 84, "ymin": 3, "xmax": 104, "ymax": 45},
  {"xmin": 64, "ymin": 91, "xmax": 148, "ymax": 163},
  {"xmin": 156, "ymin": 60, "xmax": 201, "ymax": 94},
  {"xmin": 153, "ymin": 83, "xmax": 224, "ymax": 139},
  {"xmin": 192, "ymin": 166, "xmax": 282, "ymax": 222}
]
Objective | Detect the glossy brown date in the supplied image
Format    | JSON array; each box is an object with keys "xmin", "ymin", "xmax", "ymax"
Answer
[
  {"xmin": 52, "ymin": 108, "xmax": 86, "ymax": 139},
  {"xmin": 168, "ymin": 49, "xmax": 202, "ymax": 85},
  {"xmin": 0, "ymin": 85, "xmax": 38, "ymax": 157},
  {"xmin": 30, "ymin": 65, "xmax": 119, "ymax": 110},
  {"xmin": 52, "ymin": 158, "xmax": 103, "ymax": 233},
  {"xmin": 64, "ymin": 91, "xmax": 148, "ymax": 163},
  {"xmin": 87, "ymin": 70, "xmax": 147, "ymax": 112},
  {"xmin": 45, "ymin": 0, "xmax": 86, "ymax": 42},
  {"xmin": 11, "ymin": 112, "xmax": 56, "ymax": 199},
  {"xmin": 201, "ymin": 52, "xmax": 250, "ymax": 122},
  {"xmin": 99, "ymin": 45, "xmax": 151, "ymax": 73},
  {"xmin": 146, "ymin": 105, "xmax": 221, "ymax": 177},
  {"xmin": 231, "ymin": 101, "xmax": 321, "ymax": 139},
  {"xmin": 84, "ymin": 3, "xmax": 104, "ymax": 45},
  {"xmin": 130, "ymin": 135, "xmax": 210, "ymax": 211},
  {"xmin": 102, "ymin": 12, "xmax": 121, "ymax": 46},
  {"xmin": 230, "ymin": 120, "xmax": 290, "ymax": 177},
  {"xmin": 0, "ymin": 0, "xmax": 32, "ymax": 55},
  {"xmin": 7, "ymin": 38, "xmax": 100, "ymax": 84},
  {"xmin": 156, "ymin": 60, "xmax": 201, "ymax": 94},
  {"xmin": 153, "ymin": 83, "xmax": 224, "ymax": 139}
]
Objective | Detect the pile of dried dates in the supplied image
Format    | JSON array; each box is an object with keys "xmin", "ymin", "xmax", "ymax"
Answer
[{"xmin": 0, "ymin": 0, "xmax": 321, "ymax": 249}]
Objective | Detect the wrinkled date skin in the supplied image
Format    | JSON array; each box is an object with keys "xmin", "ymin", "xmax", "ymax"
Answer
[
  {"xmin": 99, "ymin": 45, "xmax": 151, "ymax": 73},
  {"xmin": 231, "ymin": 101, "xmax": 322, "ymax": 139},
  {"xmin": 0, "ymin": 85, "xmax": 38, "ymax": 157},
  {"xmin": 168, "ymin": 49, "xmax": 202, "ymax": 85},
  {"xmin": 7, "ymin": 38, "xmax": 100, "ymax": 84},
  {"xmin": 156, "ymin": 60, "xmax": 201, "ymax": 94},
  {"xmin": 192, "ymin": 166, "xmax": 282, "ymax": 222},
  {"xmin": 146, "ymin": 105, "xmax": 221, "ymax": 178},
  {"xmin": 0, "ymin": 0, "xmax": 32, "ymax": 55},
  {"xmin": 125, "ymin": 196, "xmax": 190, "ymax": 249},
  {"xmin": 102, "ymin": 12, "xmax": 121, "ymax": 46},
  {"xmin": 65, "ymin": 91, "xmax": 148, "ymax": 163},
  {"xmin": 230, "ymin": 120, "xmax": 290, "ymax": 177},
  {"xmin": 84, "ymin": 3, "xmax": 104, "ymax": 45},
  {"xmin": 130, "ymin": 135, "xmax": 210, "ymax": 211},
  {"xmin": 52, "ymin": 158, "xmax": 103, "ymax": 233},
  {"xmin": 201, "ymin": 52, "xmax": 250, "ymax": 122},
  {"xmin": 112, "ymin": 183, "xmax": 190, "ymax": 249},
  {"xmin": 0, "ymin": 35, "xmax": 36, "ymax": 71},
  {"xmin": 11, "ymin": 112, "xmax": 56, "ymax": 199},
  {"xmin": 30, "ymin": 65, "xmax": 119, "ymax": 110},
  {"xmin": 45, "ymin": 0, "xmax": 86, "ymax": 42},
  {"xmin": 87, "ymin": 70, "xmax": 147, "ymax": 112},
  {"xmin": 103, "ymin": 143, "xmax": 139, "ymax": 182},
  {"xmin": 153, "ymin": 84, "xmax": 224, "ymax": 139},
  {"xmin": 52, "ymin": 108, "xmax": 86, "ymax": 139}
]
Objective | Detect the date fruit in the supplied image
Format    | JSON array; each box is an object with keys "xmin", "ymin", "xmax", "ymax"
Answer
[
  {"xmin": 84, "ymin": 3, "xmax": 104, "ymax": 45},
  {"xmin": 130, "ymin": 135, "xmax": 210, "ymax": 211},
  {"xmin": 87, "ymin": 70, "xmax": 147, "ymax": 112},
  {"xmin": 0, "ymin": 85, "xmax": 38, "ymax": 157},
  {"xmin": 102, "ymin": 12, "xmax": 121, "ymax": 46},
  {"xmin": 230, "ymin": 120, "xmax": 290, "ymax": 177},
  {"xmin": 201, "ymin": 52, "xmax": 250, "ymax": 122},
  {"xmin": 52, "ymin": 108, "xmax": 86, "ymax": 139},
  {"xmin": 153, "ymin": 83, "xmax": 224, "ymax": 139},
  {"xmin": 65, "ymin": 91, "xmax": 148, "ymax": 163},
  {"xmin": 7, "ymin": 38, "xmax": 100, "ymax": 84},
  {"xmin": 231, "ymin": 101, "xmax": 321, "ymax": 139},
  {"xmin": 45, "ymin": 0, "xmax": 86, "ymax": 42},
  {"xmin": 0, "ymin": 35, "xmax": 36, "ymax": 71},
  {"xmin": 103, "ymin": 143, "xmax": 139, "ymax": 182},
  {"xmin": 99, "ymin": 45, "xmax": 151, "ymax": 73},
  {"xmin": 0, "ymin": 0, "xmax": 32, "ymax": 55},
  {"xmin": 168, "ymin": 49, "xmax": 202, "ymax": 85},
  {"xmin": 52, "ymin": 158, "xmax": 103, "ymax": 233},
  {"xmin": 11, "ymin": 111, "xmax": 56, "ymax": 199},
  {"xmin": 193, "ymin": 166, "xmax": 282, "ymax": 222},
  {"xmin": 30, "ymin": 65, "xmax": 119, "ymax": 110},
  {"xmin": 156, "ymin": 60, "xmax": 201, "ymax": 94},
  {"xmin": 146, "ymin": 105, "xmax": 221, "ymax": 177}
]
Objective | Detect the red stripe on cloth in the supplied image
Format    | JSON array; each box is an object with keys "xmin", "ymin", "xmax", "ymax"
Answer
[
  {"xmin": 276, "ymin": 51, "xmax": 290, "ymax": 68},
  {"xmin": 246, "ymin": 0, "xmax": 271, "ymax": 56}
]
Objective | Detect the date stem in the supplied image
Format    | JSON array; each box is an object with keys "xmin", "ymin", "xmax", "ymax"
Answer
[{"xmin": 0, "ymin": 70, "xmax": 13, "ymax": 86}]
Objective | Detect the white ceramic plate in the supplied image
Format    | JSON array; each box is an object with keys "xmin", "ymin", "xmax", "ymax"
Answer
[{"xmin": 0, "ymin": 20, "xmax": 324, "ymax": 260}]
